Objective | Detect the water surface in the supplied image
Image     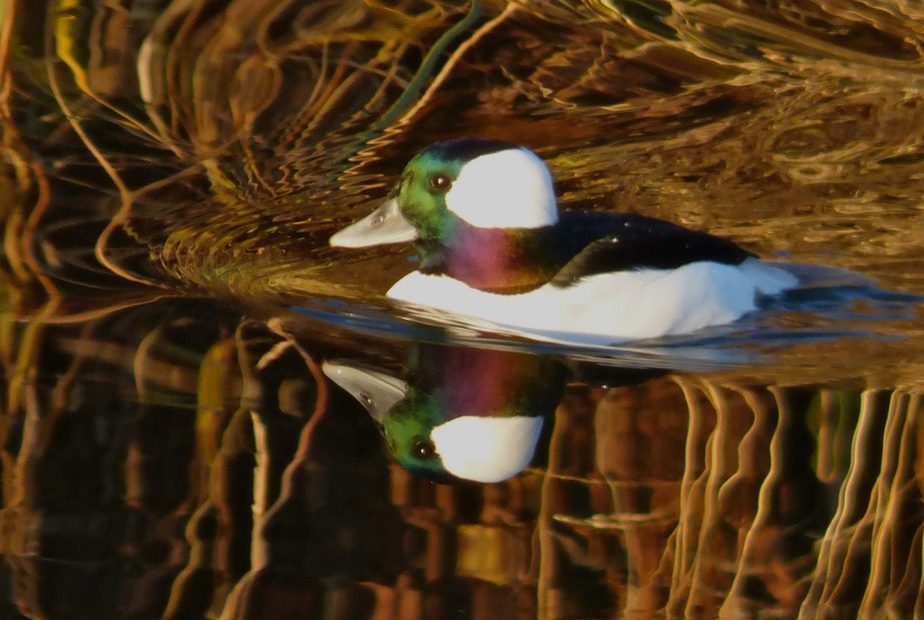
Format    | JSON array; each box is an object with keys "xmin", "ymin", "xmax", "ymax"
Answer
[{"xmin": 1, "ymin": 0, "xmax": 923, "ymax": 617}]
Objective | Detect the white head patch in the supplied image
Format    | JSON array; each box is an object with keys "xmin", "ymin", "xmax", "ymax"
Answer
[
  {"xmin": 445, "ymin": 148, "xmax": 558, "ymax": 229},
  {"xmin": 431, "ymin": 415, "xmax": 544, "ymax": 483}
]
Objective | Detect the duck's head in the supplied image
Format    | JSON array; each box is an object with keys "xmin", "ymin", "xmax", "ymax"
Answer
[
  {"xmin": 322, "ymin": 346, "xmax": 566, "ymax": 483},
  {"xmin": 330, "ymin": 138, "xmax": 558, "ymax": 250}
]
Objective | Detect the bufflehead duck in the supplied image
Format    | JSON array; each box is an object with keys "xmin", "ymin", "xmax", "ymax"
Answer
[{"xmin": 330, "ymin": 138, "xmax": 798, "ymax": 343}]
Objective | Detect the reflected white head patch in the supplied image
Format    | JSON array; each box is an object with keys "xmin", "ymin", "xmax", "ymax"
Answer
[
  {"xmin": 431, "ymin": 415, "xmax": 544, "ymax": 483},
  {"xmin": 445, "ymin": 148, "xmax": 558, "ymax": 229}
]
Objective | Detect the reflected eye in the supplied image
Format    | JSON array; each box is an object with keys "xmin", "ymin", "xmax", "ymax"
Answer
[
  {"xmin": 428, "ymin": 173, "xmax": 452, "ymax": 194},
  {"xmin": 411, "ymin": 436, "xmax": 437, "ymax": 460}
]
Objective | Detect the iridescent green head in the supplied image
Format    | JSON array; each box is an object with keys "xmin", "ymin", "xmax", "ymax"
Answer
[{"xmin": 329, "ymin": 138, "xmax": 559, "ymax": 249}]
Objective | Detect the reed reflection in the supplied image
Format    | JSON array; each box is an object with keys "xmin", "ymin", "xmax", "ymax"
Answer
[
  {"xmin": 2, "ymin": 0, "xmax": 924, "ymax": 617},
  {"xmin": 0, "ymin": 300, "xmax": 921, "ymax": 617}
]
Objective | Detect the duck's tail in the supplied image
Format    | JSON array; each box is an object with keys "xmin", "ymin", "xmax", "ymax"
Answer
[{"xmin": 739, "ymin": 258, "xmax": 801, "ymax": 295}]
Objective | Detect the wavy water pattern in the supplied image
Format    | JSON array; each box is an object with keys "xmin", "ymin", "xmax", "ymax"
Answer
[{"xmin": 1, "ymin": 1, "xmax": 924, "ymax": 618}]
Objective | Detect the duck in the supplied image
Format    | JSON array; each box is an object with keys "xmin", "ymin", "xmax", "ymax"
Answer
[
  {"xmin": 322, "ymin": 345, "xmax": 567, "ymax": 483},
  {"xmin": 330, "ymin": 138, "xmax": 799, "ymax": 343}
]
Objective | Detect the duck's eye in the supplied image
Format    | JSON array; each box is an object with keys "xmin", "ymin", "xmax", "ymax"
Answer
[
  {"xmin": 411, "ymin": 436, "xmax": 437, "ymax": 460},
  {"xmin": 428, "ymin": 173, "xmax": 452, "ymax": 194}
]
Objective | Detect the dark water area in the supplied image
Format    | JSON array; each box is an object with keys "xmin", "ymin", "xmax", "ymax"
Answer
[{"xmin": 2, "ymin": 0, "xmax": 924, "ymax": 618}]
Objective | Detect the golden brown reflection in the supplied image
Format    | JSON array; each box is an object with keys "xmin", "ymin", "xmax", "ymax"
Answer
[
  {"xmin": 0, "ymin": 300, "xmax": 919, "ymax": 618},
  {"xmin": 2, "ymin": 0, "xmax": 924, "ymax": 617}
]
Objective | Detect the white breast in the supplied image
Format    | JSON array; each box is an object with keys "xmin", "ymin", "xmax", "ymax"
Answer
[{"xmin": 386, "ymin": 258, "xmax": 797, "ymax": 344}]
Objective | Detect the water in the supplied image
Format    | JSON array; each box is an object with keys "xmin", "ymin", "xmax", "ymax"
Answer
[{"xmin": 2, "ymin": 0, "xmax": 924, "ymax": 618}]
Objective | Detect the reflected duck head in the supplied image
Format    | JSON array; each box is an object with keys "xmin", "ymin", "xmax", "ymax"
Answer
[{"xmin": 322, "ymin": 346, "xmax": 566, "ymax": 483}]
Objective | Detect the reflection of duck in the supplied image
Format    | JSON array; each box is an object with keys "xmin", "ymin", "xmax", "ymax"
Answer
[
  {"xmin": 323, "ymin": 346, "xmax": 567, "ymax": 483},
  {"xmin": 331, "ymin": 138, "xmax": 798, "ymax": 343}
]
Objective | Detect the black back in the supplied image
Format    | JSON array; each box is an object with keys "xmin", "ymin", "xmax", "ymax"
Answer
[
  {"xmin": 549, "ymin": 212, "xmax": 754, "ymax": 288},
  {"xmin": 421, "ymin": 137, "xmax": 518, "ymax": 162}
]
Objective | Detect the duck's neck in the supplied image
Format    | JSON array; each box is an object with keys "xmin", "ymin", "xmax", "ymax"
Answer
[{"xmin": 417, "ymin": 223, "xmax": 562, "ymax": 293}]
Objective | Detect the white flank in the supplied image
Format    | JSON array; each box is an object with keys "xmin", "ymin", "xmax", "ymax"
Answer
[
  {"xmin": 387, "ymin": 259, "xmax": 799, "ymax": 343},
  {"xmin": 445, "ymin": 148, "xmax": 558, "ymax": 228},
  {"xmin": 431, "ymin": 415, "xmax": 544, "ymax": 483}
]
